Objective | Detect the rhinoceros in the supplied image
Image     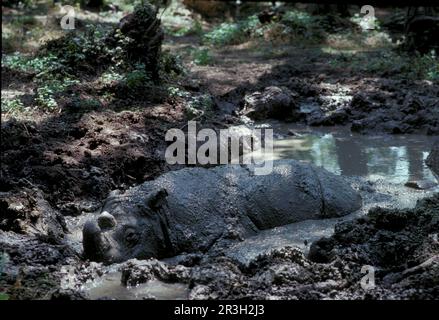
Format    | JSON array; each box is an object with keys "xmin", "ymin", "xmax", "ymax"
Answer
[
  {"xmin": 83, "ymin": 160, "xmax": 362, "ymax": 263},
  {"xmin": 426, "ymin": 141, "xmax": 439, "ymax": 179}
]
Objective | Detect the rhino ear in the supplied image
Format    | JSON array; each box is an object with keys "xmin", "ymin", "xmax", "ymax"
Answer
[{"xmin": 146, "ymin": 188, "xmax": 168, "ymax": 211}]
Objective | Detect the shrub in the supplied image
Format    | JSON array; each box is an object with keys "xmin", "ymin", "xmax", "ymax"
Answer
[
  {"xmin": 1, "ymin": 53, "xmax": 62, "ymax": 74},
  {"xmin": 1, "ymin": 97, "xmax": 24, "ymax": 113},
  {"xmin": 123, "ymin": 64, "xmax": 151, "ymax": 89},
  {"xmin": 193, "ymin": 48, "xmax": 213, "ymax": 65},
  {"xmin": 160, "ymin": 50, "xmax": 186, "ymax": 78},
  {"xmin": 203, "ymin": 15, "xmax": 259, "ymax": 46},
  {"xmin": 36, "ymin": 78, "xmax": 79, "ymax": 109}
]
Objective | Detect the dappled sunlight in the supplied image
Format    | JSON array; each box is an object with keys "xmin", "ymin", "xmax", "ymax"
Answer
[{"xmin": 2, "ymin": 0, "xmax": 439, "ymax": 301}]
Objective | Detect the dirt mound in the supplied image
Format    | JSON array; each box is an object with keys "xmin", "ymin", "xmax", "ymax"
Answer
[
  {"xmin": 0, "ymin": 107, "xmax": 183, "ymax": 213},
  {"xmin": 40, "ymin": 2, "xmax": 163, "ymax": 80},
  {"xmin": 309, "ymin": 194, "xmax": 439, "ymax": 299}
]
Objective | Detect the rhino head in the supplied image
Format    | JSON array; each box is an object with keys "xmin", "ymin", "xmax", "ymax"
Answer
[{"xmin": 82, "ymin": 188, "xmax": 170, "ymax": 264}]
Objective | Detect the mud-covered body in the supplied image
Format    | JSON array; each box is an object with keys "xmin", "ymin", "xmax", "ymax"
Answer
[
  {"xmin": 83, "ymin": 160, "xmax": 362, "ymax": 263},
  {"xmin": 427, "ymin": 141, "xmax": 439, "ymax": 179}
]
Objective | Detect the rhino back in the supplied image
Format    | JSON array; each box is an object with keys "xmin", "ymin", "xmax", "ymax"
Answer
[
  {"xmin": 426, "ymin": 141, "xmax": 439, "ymax": 179},
  {"xmin": 314, "ymin": 166, "xmax": 362, "ymax": 217},
  {"xmin": 151, "ymin": 166, "xmax": 257, "ymax": 253},
  {"xmin": 242, "ymin": 160, "xmax": 323, "ymax": 229}
]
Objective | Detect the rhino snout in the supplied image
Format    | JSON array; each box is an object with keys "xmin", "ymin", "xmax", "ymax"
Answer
[
  {"xmin": 83, "ymin": 219, "xmax": 114, "ymax": 262},
  {"xmin": 97, "ymin": 211, "xmax": 117, "ymax": 230}
]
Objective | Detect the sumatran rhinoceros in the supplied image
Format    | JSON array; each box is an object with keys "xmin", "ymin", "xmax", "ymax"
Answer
[
  {"xmin": 83, "ymin": 160, "xmax": 362, "ymax": 263},
  {"xmin": 426, "ymin": 141, "xmax": 439, "ymax": 179}
]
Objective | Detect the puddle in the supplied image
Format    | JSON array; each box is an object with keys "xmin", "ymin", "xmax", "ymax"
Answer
[
  {"xmin": 82, "ymin": 271, "xmax": 189, "ymax": 300},
  {"xmin": 229, "ymin": 123, "xmax": 438, "ymax": 266},
  {"xmin": 75, "ymin": 123, "xmax": 438, "ymax": 297},
  {"xmin": 251, "ymin": 123, "xmax": 437, "ymax": 185}
]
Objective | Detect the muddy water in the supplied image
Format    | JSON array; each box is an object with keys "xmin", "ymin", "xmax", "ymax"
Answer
[
  {"xmin": 228, "ymin": 123, "xmax": 438, "ymax": 266},
  {"xmin": 83, "ymin": 271, "xmax": 189, "ymax": 300},
  {"xmin": 79, "ymin": 124, "xmax": 438, "ymax": 298},
  {"xmin": 251, "ymin": 123, "xmax": 437, "ymax": 184}
]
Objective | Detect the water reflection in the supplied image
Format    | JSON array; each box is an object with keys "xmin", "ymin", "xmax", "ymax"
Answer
[
  {"xmin": 251, "ymin": 124, "xmax": 437, "ymax": 184},
  {"xmin": 83, "ymin": 272, "xmax": 189, "ymax": 300}
]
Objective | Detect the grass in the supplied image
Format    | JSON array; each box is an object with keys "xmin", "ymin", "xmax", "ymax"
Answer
[
  {"xmin": 203, "ymin": 15, "xmax": 260, "ymax": 46},
  {"xmin": 1, "ymin": 53, "xmax": 62, "ymax": 74},
  {"xmin": 0, "ymin": 293, "xmax": 9, "ymax": 300},
  {"xmin": 282, "ymin": 9, "xmax": 316, "ymax": 31},
  {"xmin": 166, "ymin": 20, "xmax": 203, "ymax": 37},
  {"xmin": 192, "ymin": 48, "xmax": 213, "ymax": 65},
  {"xmin": 328, "ymin": 49, "xmax": 439, "ymax": 81},
  {"xmin": 1, "ymin": 98, "xmax": 25, "ymax": 114},
  {"xmin": 167, "ymin": 86, "xmax": 190, "ymax": 98},
  {"xmin": 201, "ymin": 9, "xmax": 360, "ymax": 47},
  {"xmin": 2, "ymin": 2, "xmax": 437, "ymax": 118},
  {"xmin": 35, "ymin": 78, "xmax": 80, "ymax": 109},
  {"xmin": 185, "ymin": 93, "xmax": 214, "ymax": 119},
  {"xmin": 123, "ymin": 64, "xmax": 151, "ymax": 90}
]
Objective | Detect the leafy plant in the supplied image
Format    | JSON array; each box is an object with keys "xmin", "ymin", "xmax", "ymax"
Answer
[
  {"xmin": 168, "ymin": 20, "xmax": 203, "ymax": 37},
  {"xmin": 41, "ymin": 25, "xmax": 109, "ymax": 69},
  {"xmin": 123, "ymin": 64, "xmax": 151, "ymax": 90},
  {"xmin": 192, "ymin": 48, "xmax": 213, "ymax": 65},
  {"xmin": 2, "ymin": 53, "xmax": 61, "ymax": 74},
  {"xmin": 0, "ymin": 293, "xmax": 9, "ymax": 300},
  {"xmin": 167, "ymin": 86, "xmax": 190, "ymax": 98},
  {"xmin": 203, "ymin": 15, "xmax": 259, "ymax": 46},
  {"xmin": 329, "ymin": 49, "xmax": 439, "ymax": 81},
  {"xmin": 160, "ymin": 50, "xmax": 186, "ymax": 78},
  {"xmin": 1, "ymin": 98, "xmax": 24, "ymax": 113},
  {"xmin": 186, "ymin": 94, "xmax": 214, "ymax": 119},
  {"xmin": 282, "ymin": 10, "xmax": 315, "ymax": 31},
  {"xmin": 100, "ymin": 67, "xmax": 124, "ymax": 85},
  {"xmin": 36, "ymin": 78, "xmax": 79, "ymax": 109}
]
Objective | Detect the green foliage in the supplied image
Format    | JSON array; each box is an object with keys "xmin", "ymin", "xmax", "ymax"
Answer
[
  {"xmin": 192, "ymin": 48, "xmax": 213, "ymax": 65},
  {"xmin": 123, "ymin": 64, "xmax": 151, "ymax": 89},
  {"xmin": 36, "ymin": 78, "xmax": 79, "ymax": 109},
  {"xmin": 167, "ymin": 86, "xmax": 190, "ymax": 98},
  {"xmin": 0, "ymin": 293, "xmax": 9, "ymax": 300},
  {"xmin": 329, "ymin": 50, "xmax": 439, "ymax": 81},
  {"xmin": 42, "ymin": 25, "xmax": 108, "ymax": 69},
  {"xmin": 202, "ymin": 10, "xmax": 339, "ymax": 46},
  {"xmin": 11, "ymin": 14, "xmax": 37, "ymax": 27},
  {"xmin": 203, "ymin": 15, "xmax": 259, "ymax": 46},
  {"xmin": 350, "ymin": 13, "xmax": 381, "ymax": 32},
  {"xmin": 160, "ymin": 50, "xmax": 186, "ymax": 78},
  {"xmin": 70, "ymin": 97, "xmax": 102, "ymax": 110},
  {"xmin": 282, "ymin": 10, "xmax": 315, "ymax": 31},
  {"xmin": 417, "ymin": 51, "xmax": 439, "ymax": 82},
  {"xmin": 2, "ymin": 52, "xmax": 80, "ymax": 110},
  {"xmin": 100, "ymin": 67, "xmax": 124, "ymax": 85},
  {"xmin": 279, "ymin": 10, "xmax": 336, "ymax": 41},
  {"xmin": 2, "ymin": 53, "xmax": 61, "ymax": 74},
  {"xmin": 1, "ymin": 97, "xmax": 24, "ymax": 113},
  {"xmin": 186, "ymin": 93, "xmax": 214, "ymax": 119},
  {"xmin": 168, "ymin": 20, "xmax": 203, "ymax": 37},
  {"xmin": 2, "ymin": 0, "xmax": 33, "ymax": 8}
]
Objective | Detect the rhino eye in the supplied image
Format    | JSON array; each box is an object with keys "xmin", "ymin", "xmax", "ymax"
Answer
[{"xmin": 125, "ymin": 229, "xmax": 139, "ymax": 247}]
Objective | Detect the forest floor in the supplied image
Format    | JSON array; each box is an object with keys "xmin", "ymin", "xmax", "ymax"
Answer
[{"xmin": 1, "ymin": 1, "xmax": 438, "ymax": 300}]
